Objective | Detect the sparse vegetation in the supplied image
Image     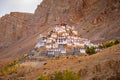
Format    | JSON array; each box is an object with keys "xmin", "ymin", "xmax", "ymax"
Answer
[
  {"xmin": 36, "ymin": 70, "xmax": 80, "ymax": 80},
  {"xmin": 86, "ymin": 46, "xmax": 96, "ymax": 55},
  {"xmin": 62, "ymin": 70, "xmax": 80, "ymax": 80},
  {"xmin": 0, "ymin": 54, "xmax": 34, "ymax": 78},
  {"xmin": 54, "ymin": 71, "xmax": 63, "ymax": 80},
  {"xmin": 37, "ymin": 75, "xmax": 50, "ymax": 80},
  {"xmin": 99, "ymin": 40, "xmax": 120, "ymax": 49},
  {"xmin": 0, "ymin": 60, "xmax": 19, "ymax": 77}
]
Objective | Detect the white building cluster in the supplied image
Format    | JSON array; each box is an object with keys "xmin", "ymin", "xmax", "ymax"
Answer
[{"xmin": 34, "ymin": 24, "xmax": 99, "ymax": 57}]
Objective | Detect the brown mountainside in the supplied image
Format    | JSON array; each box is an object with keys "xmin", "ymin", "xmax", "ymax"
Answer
[
  {"xmin": 0, "ymin": 12, "xmax": 33, "ymax": 48},
  {"xmin": 26, "ymin": 44, "xmax": 120, "ymax": 80},
  {"xmin": 0, "ymin": 0, "xmax": 120, "ymax": 62},
  {"xmin": 2, "ymin": 43, "xmax": 120, "ymax": 80},
  {"xmin": 34, "ymin": 0, "xmax": 120, "ymax": 41},
  {"xmin": 0, "ymin": 0, "xmax": 120, "ymax": 80},
  {"xmin": 25, "ymin": 44, "xmax": 120, "ymax": 80}
]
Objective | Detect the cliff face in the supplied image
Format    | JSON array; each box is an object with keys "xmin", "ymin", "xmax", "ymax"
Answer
[
  {"xmin": 34, "ymin": 0, "xmax": 120, "ymax": 42},
  {"xmin": 0, "ymin": 12, "xmax": 34, "ymax": 48},
  {"xmin": 34, "ymin": 0, "xmax": 88, "ymax": 26},
  {"xmin": 0, "ymin": 0, "xmax": 120, "ymax": 79},
  {"xmin": 0, "ymin": 0, "xmax": 120, "ymax": 57}
]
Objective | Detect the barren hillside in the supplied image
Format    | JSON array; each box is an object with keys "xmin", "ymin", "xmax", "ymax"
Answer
[
  {"xmin": 34, "ymin": 0, "xmax": 120, "ymax": 41},
  {"xmin": 0, "ymin": 0, "xmax": 120, "ymax": 79},
  {"xmin": 0, "ymin": 12, "xmax": 33, "ymax": 48},
  {"xmin": 24, "ymin": 44, "xmax": 120, "ymax": 80},
  {"xmin": 0, "ymin": 0, "xmax": 120, "ymax": 59},
  {"xmin": 1, "ymin": 44, "xmax": 120, "ymax": 80}
]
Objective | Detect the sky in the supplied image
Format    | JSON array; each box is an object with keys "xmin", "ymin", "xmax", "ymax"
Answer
[{"xmin": 0, "ymin": 0, "xmax": 43, "ymax": 17}]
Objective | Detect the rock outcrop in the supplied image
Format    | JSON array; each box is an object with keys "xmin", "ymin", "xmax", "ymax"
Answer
[
  {"xmin": 0, "ymin": 0, "xmax": 120, "ymax": 60},
  {"xmin": 0, "ymin": 0, "xmax": 120, "ymax": 79},
  {"xmin": 0, "ymin": 0, "xmax": 120, "ymax": 48},
  {"xmin": 34, "ymin": 0, "xmax": 120, "ymax": 42},
  {"xmin": 0, "ymin": 12, "xmax": 34, "ymax": 48}
]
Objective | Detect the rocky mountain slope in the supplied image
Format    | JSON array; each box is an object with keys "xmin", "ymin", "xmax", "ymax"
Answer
[
  {"xmin": 1, "ymin": 44, "xmax": 120, "ymax": 80},
  {"xmin": 0, "ymin": 12, "xmax": 33, "ymax": 48},
  {"xmin": 0, "ymin": 0, "xmax": 120, "ymax": 67},
  {"xmin": 25, "ymin": 44, "xmax": 120, "ymax": 80},
  {"xmin": 0, "ymin": 0, "xmax": 120, "ymax": 80},
  {"xmin": 34, "ymin": 0, "xmax": 120, "ymax": 41}
]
